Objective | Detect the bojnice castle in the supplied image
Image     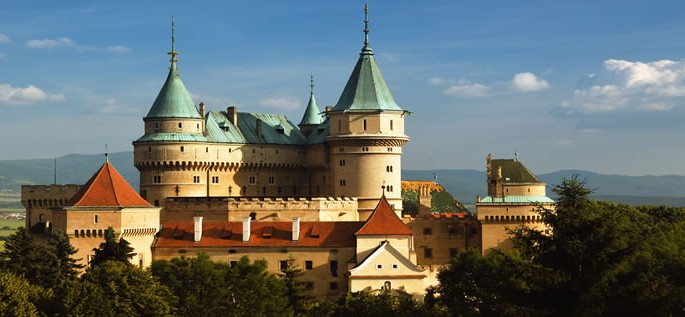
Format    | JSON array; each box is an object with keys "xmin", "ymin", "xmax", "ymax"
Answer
[{"xmin": 21, "ymin": 7, "xmax": 554, "ymax": 299}]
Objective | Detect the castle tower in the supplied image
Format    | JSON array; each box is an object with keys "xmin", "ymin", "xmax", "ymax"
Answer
[
  {"xmin": 298, "ymin": 74, "xmax": 323, "ymax": 137},
  {"xmin": 133, "ymin": 18, "xmax": 207, "ymax": 206},
  {"xmin": 327, "ymin": 5, "xmax": 410, "ymax": 219}
]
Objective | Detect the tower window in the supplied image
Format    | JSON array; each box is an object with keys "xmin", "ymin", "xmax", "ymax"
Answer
[
  {"xmin": 94, "ymin": 214, "xmax": 99, "ymax": 224},
  {"xmin": 249, "ymin": 176, "xmax": 256, "ymax": 185},
  {"xmin": 363, "ymin": 119, "xmax": 367, "ymax": 130},
  {"xmin": 211, "ymin": 176, "xmax": 220, "ymax": 184},
  {"xmin": 339, "ymin": 160, "xmax": 345, "ymax": 167},
  {"xmin": 305, "ymin": 261, "xmax": 313, "ymax": 270},
  {"xmin": 268, "ymin": 176, "xmax": 275, "ymax": 185},
  {"xmin": 339, "ymin": 179, "xmax": 346, "ymax": 187},
  {"xmin": 193, "ymin": 176, "xmax": 200, "ymax": 184},
  {"xmin": 153, "ymin": 175, "xmax": 162, "ymax": 183},
  {"xmin": 390, "ymin": 120, "xmax": 393, "ymax": 131},
  {"xmin": 180, "ymin": 146, "xmax": 184, "ymax": 152},
  {"xmin": 178, "ymin": 122, "xmax": 182, "ymax": 129},
  {"xmin": 148, "ymin": 146, "xmax": 152, "ymax": 153}
]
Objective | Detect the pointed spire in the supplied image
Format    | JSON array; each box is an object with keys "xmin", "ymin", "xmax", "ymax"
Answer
[
  {"xmin": 168, "ymin": 16, "xmax": 179, "ymax": 67},
  {"xmin": 299, "ymin": 73, "xmax": 323, "ymax": 126},
  {"xmin": 331, "ymin": 5, "xmax": 403, "ymax": 112},
  {"xmin": 362, "ymin": 3, "xmax": 373, "ymax": 55}
]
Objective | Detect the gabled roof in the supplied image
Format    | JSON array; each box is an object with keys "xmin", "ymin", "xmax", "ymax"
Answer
[
  {"xmin": 330, "ymin": 9, "xmax": 403, "ymax": 113},
  {"xmin": 299, "ymin": 91, "xmax": 322, "ymax": 126},
  {"xmin": 492, "ymin": 159, "xmax": 543, "ymax": 184},
  {"xmin": 348, "ymin": 241, "xmax": 425, "ymax": 277},
  {"xmin": 145, "ymin": 63, "xmax": 201, "ymax": 119},
  {"xmin": 155, "ymin": 221, "xmax": 364, "ymax": 248},
  {"xmin": 66, "ymin": 162, "xmax": 152, "ymax": 208},
  {"xmin": 204, "ymin": 111, "xmax": 307, "ymax": 145},
  {"xmin": 356, "ymin": 196, "xmax": 414, "ymax": 236},
  {"xmin": 305, "ymin": 121, "xmax": 329, "ymax": 145}
]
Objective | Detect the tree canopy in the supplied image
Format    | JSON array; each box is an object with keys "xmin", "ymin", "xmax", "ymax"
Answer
[{"xmin": 89, "ymin": 227, "xmax": 135, "ymax": 267}]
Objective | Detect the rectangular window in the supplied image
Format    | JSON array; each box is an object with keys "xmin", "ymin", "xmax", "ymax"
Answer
[
  {"xmin": 339, "ymin": 179, "xmax": 346, "ymax": 187},
  {"xmin": 153, "ymin": 175, "xmax": 162, "ymax": 184},
  {"xmin": 248, "ymin": 176, "xmax": 256, "ymax": 185},
  {"xmin": 423, "ymin": 228, "xmax": 432, "ymax": 235},
  {"xmin": 280, "ymin": 260, "xmax": 288, "ymax": 271},
  {"xmin": 268, "ymin": 176, "xmax": 275, "ymax": 185},
  {"xmin": 330, "ymin": 260, "xmax": 338, "ymax": 277},
  {"xmin": 390, "ymin": 119, "xmax": 393, "ymax": 131},
  {"xmin": 339, "ymin": 160, "xmax": 345, "ymax": 167},
  {"xmin": 449, "ymin": 248, "xmax": 458, "ymax": 258},
  {"xmin": 180, "ymin": 146, "xmax": 185, "ymax": 152},
  {"xmin": 424, "ymin": 248, "xmax": 433, "ymax": 259},
  {"xmin": 94, "ymin": 214, "xmax": 99, "ymax": 224},
  {"xmin": 363, "ymin": 119, "xmax": 367, "ymax": 130},
  {"xmin": 211, "ymin": 176, "xmax": 220, "ymax": 184},
  {"xmin": 193, "ymin": 176, "xmax": 201, "ymax": 184},
  {"xmin": 305, "ymin": 260, "xmax": 313, "ymax": 270}
]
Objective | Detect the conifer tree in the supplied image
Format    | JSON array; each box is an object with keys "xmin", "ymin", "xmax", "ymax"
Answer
[{"xmin": 90, "ymin": 227, "xmax": 135, "ymax": 267}]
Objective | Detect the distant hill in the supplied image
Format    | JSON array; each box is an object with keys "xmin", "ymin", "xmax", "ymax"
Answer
[{"xmin": 1, "ymin": 152, "xmax": 683, "ymax": 208}]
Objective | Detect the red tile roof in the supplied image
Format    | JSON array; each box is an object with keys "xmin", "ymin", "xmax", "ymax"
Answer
[
  {"xmin": 155, "ymin": 221, "xmax": 364, "ymax": 248},
  {"xmin": 431, "ymin": 213, "xmax": 467, "ymax": 219},
  {"xmin": 66, "ymin": 162, "xmax": 152, "ymax": 207},
  {"xmin": 356, "ymin": 196, "xmax": 414, "ymax": 236}
]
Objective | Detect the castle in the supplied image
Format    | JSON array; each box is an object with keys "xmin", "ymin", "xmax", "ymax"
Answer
[{"xmin": 20, "ymin": 6, "xmax": 553, "ymax": 299}]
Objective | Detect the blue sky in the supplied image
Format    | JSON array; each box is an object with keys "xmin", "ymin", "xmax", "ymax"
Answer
[{"xmin": 1, "ymin": 1, "xmax": 684, "ymax": 176}]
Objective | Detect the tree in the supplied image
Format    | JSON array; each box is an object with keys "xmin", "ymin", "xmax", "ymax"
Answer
[
  {"xmin": 152, "ymin": 254, "xmax": 290, "ymax": 317},
  {"xmin": 0, "ymin": 227, "xmax": 59, "ymax": 288},
  {"xmin": 279, "ymin": 255, "xmax": 313, "ymax": 315},
  {"xmin": 82, "ymin": 260, "xmax": 175, "ymax": 316},
  {"xmin": 47, "ymin": 231, "xmax": 83, "ymax": 288},
  {"xmin": 0, "ymin": 270, "xmax": 52, "ymax": 317},
  {"xmin": 89, "ymin": 227, "xmax": 135, "ymax": 267},
  {"xmin": 305, "ymin": 290, "xmax": 442, "ymax": 317}
]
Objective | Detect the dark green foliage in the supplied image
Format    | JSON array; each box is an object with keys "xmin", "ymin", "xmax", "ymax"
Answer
[
  {"xmin": 90, "ymin": 227, "xmax": 135, "ymax": 267},
  {"xmin": 151, "ymin": 254, "xmax": 290, "ymax": 317},
  {"xmin": 306, "ymin": 290, "xmax": 444, "ymax": 317},
  {"xmin": 47, "ymin": 231, "xmax": 84, "ymax": 288},
  {"xmin": 436, "ymin": 175, "xmax": 685, "ymax": 316},
  {"xmin": 0, "ymin": 270, "xmax": 52, "ymax": 317},
  {"xmin": 82, "ymin": 261, "xmax": 175, "ymax": 316},
  {"xmin": 54, "ymin": 279, "xmax": 114, "ymax": 317},
  {"xmin": 280, "ymin": 255, "xmax": 313, "ymax": 316}
]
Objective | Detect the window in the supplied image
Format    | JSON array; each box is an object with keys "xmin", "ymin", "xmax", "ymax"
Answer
[
  {"xmin": 329, "ymin": 282, "xmax": 338, "ymax": 290},
  {"xmin": 376, "ymin": 264, "xmax": 383, "ymax": 270},
  {"xmin": 339, "ymin": 147, "xmax": 344, "ymax": 152},
  {"xmin": 193, "ymin": 176, "xmax": 200, "ymax": 184},
  {"xmin": 148, "ymin": 146, "xmax": 152, "ymax": 153},
  {"xmin": 280, "ymin": 260, "xmax": 288, "ymax": 271},
  {"xmin": 248, "ymin": 176, "xmax": 256, "ymax": 185},
  {"xmin": 153, "ymin": 175, "xmax": 162, "ymax": 183},
  {"xmin": 339, "ymin": 179, "xmax": 346, "ymax": 187},
  {"xmin": 330, "ymin": 260, "xmax": 338, "ymax": 277},
  {"xmin": 180, "ymin": 146, "xmax": 184, "ymax": 152},
  {"xmin": 383, "ymin": 281, "xmax": 392, "ymax": 290},
  {"xmin": 339, "ymin": 160, "xmax": 345, "ymax": 167},
  {"xmin": 305, "ymin": 260, "xmax": 313, "ymax": 270},
  {"xmin": 390, "ymin": 119, "xmax": 393, "ymax": 130},
  {"xmin": 386, "ymin": 165, "xmax": 393, "ymax": 172},
  {"xmin": 392, "ymin": 264, "xmax": 398, "ymax": 269},
  {"xmin": 424, "ymin": 248, "xmax": 433, "ymax": 259},
  {"xmin": 363, "ymin": 119, "xmax": 367, "ymax": 130},
  {"xmin": 449, "ymin": 248, "xmax": 458, "ymax": 258},
  {"xmin": 423, "ymin": 228, "xmax": 432, "ymax": 235},
  {"xmin": 178, "ymin": 122, "xmax": 182, "ymax": 129},
  {"xmin": 94, "ymin": 214, "xmax": 99, "ymax": 224},
  {"xmin": 268, "ymin": 176, "xmax": 275, "ymax": 185},
  {"xmin": 249, "ymin": 212, "xmax": 257, "ymax": 221},
  {"xmin": 211, "ymin": 176, "xmax": 220, "ymax": 184}
]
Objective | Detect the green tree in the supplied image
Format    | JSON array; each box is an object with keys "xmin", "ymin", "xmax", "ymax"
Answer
[
  {"xmin": 306, "ymin": 290, "xmax": 441, "ymax": 317},
  {"xmin": 279, "ymin": 255, "xmax": 313, "ymax": 315},
  {"xmin": 0, "ymin": 227, "xmax": 59, "ymax": 288},
  {"xmin": 90, "ymin": 227, "xmax": 135, "ymax": 267},
  {"xmin": 0, "ymin": 270, "xmax": 52, "ymax": 317},
  {"xmin": 152, "ymin": 254, "xmax": 290, "ymax": 317},
  {"xmin": 82, "ymin": 260, "xmax": 175, "ymax": 316},
  {"xmin": 47, "ymin": 231, "xmax": 83, "ymax": 288},
  {"xmin": 53, "ymin": 279, "xmax": 114, "ymax": 317}
]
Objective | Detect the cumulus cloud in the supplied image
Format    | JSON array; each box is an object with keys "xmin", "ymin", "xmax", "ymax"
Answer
[
  {"xmin": 511, "ymin": 72, "xmax": 550, "ymax": 91},
  {"xmin": 26, "ymin": 37, "xmax": 75, "ymax": 48},
  {"xmin": 0, "ymin": 33, "xmax": 10, "ymax": 43},
  {"xmin": 259, "ymin": 96, "xmax": 301, "ymax": 110},
  {"xmin": 443, "ymin": 80, "xmax": 491, "ymax": 97},
  {"xmin": 105, "ymin": 45, "xmax": 132, "ymax": 55},
  {"xmin": 0, "ymin": 84, "xmax": 65, "ymax": 106},
  {"xmin": 558, "ymin": 59, "xmax": 685, "ymax": 116}
]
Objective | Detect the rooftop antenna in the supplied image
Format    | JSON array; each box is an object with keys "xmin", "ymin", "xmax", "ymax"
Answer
[
  {"xmin": 514, "ymin": 151, "xmax": 519, "ymax": 162},
  {"xmin": 167, "ymin": 16, "xmax": 179, "ymax": 66}
]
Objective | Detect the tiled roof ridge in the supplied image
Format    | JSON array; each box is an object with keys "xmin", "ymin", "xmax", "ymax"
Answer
[{"xmin": 356, "ymin": 196, "xmax": 414, "ymax": 236}]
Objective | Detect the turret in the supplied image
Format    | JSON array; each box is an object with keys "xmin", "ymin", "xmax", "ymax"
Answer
[
  {"xmin": 326, "ymin": 4, "xmax": 410, "ymax": 219},
  {"xmin": 298, "ymin": 74, "xmax": 323, "ymax": 137}
]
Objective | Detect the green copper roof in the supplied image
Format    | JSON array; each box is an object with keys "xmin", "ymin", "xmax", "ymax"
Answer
[
  {"xmin": 492, "ymin": 159, "xmax": 543, "ymax": 184},
  {"xmin": 145, "ymin": 63, "xmax": 201, "ymax": 119},
  {"xmin": 331, "ymin": 6, "xmax": 403, "ymax": 112},
  {"xmin": 478, "ymin": 195, "xmax": 555, "ymax": 204},
  {"xmin": 299, "ymin": 76, "xmax": 323, "ymax": 126},
  {"xmin": 305, "ymin": 121, "xmax": 329, "ymax": 144},
  {"xmin": 204, "ymin": 111, "xmax": 307, "ymax": 145},
  {"xmin": 136, "ymin": 132, "xmax": 209, "ymax": 143}
]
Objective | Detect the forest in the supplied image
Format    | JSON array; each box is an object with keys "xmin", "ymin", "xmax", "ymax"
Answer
[{"xmin": 1, "ymin": 176, "xmax": 684, "ymax": 316}]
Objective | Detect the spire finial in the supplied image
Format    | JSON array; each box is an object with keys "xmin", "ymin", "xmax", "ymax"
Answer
[
  {"xmin": 309, "ymin": 72, "xmax": 315, "ymax": 96},
  {"xmin": 362, "ymin": 3, "xmax": 373, "ymax": 55},
  {"xmin": 105, "ymin": 144, "xmax": 109, "ymax": 163},
  {"xmin": 168, "ymin": 16, "xmax": 179, "ymax": 65}
]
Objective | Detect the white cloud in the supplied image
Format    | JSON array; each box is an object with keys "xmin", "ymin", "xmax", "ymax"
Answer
[
  {"xmin": 26, "ymin": 37, "xmax": 75, "ymax": 48},
  {"xmin": 559, "ymin": 59, "xmax": 685, "ymax": 115},
  {"xmin": 87, "ymin": 98, "xmax": 138, "ymax": 114},
  {"xmin": 0, "ymin": 33, "xmax": 10, "ymax": 43},
  {"xmin": 511, "ymin": 72, "xmax": 550, "ymax": 91},
  {"xmin": 105, "ymin": 45, "xmax": 132, "ymax": 55},
  {"xmin": 429, "ymin": 77, "xmax": 445, "ymax": 85},
  {"xmin": 259, "ymin": 96, "xmax": 301, "ymax": 110},
  {"xmin": 443, "ymin": 81, "xmax": 490, "ymax": 97},
  {"xmin": 0, "ymin": 84, "xmax": 65, "ymax": 106}
]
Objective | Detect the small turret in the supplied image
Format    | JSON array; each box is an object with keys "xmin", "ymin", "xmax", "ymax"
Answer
[{"xmin": 298, "ymin": 74, "xmax": 323, "ymax": 137}]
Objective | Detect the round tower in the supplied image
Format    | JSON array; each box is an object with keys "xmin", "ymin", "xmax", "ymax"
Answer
[
  {"xmin": 133, "ymin": 18, "xmax": 207, "ymax": 206},
  {"xmin": 327, "ymin": 5, "xmax": 410, "ymax": 219}
]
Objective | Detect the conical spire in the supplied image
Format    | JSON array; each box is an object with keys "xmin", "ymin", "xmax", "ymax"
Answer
[
  {"xmin": 331, "ymin": 4, "xmax": 403, "ymax": 112},
  {"xmin": 299, "ymin": 73, "xmax": 323, "ymax": 126},
  {"xmin": 145, "ymin": 17, "xmax": 201, "ymax": 119}
]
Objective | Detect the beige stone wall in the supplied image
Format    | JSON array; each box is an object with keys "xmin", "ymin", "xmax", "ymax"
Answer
[
  {"xmin": 21, "ymin": 185, "xmax": 81, "ymax": 228},
  {"xmin": 477, "ymin": 203, "xmax": 550, "ymax": 254},
  {"xmin": 502, "ymin": 183, "xmax": 546, "ymax": 196},
  {"xmin": 356, "ymin": 236, "xmax": 414, "ymax": 263},
  {"xmin": 153, "ymin": 246, "xmax": 355, "ymax": 298},
  {"xmin": 144, "ymin": 117, "xmax": 203, "ymax": 134},
  {"xmin": 406, "ymin": 216, "xmax": 481, "ymax": 265}
]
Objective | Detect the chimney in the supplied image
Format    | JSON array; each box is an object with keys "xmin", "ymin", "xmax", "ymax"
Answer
[
  {"xmin": 497, "ymin": 166, "xmax": 503, "ymax": 179},
  {"xmin": 242, "ymin": 216, "xmax": 251, "ymax": 242},
  {"xmin": 292, "ymin": 217, "xmax": 300, "ymax": 241},
  {"xmin": 193, "ymin": 216, "xmax": 203, "ymax": 242},
  {"xmin": 256, "ymin": 119, "xmax": 262, "ymax": 137},
  {"xmin": 227, "ymin": 106, "xmax": 238, "ymax": 127},
  {"xmin": 199, "ymin": 102, "xmax": 206, "ymax": 121}
]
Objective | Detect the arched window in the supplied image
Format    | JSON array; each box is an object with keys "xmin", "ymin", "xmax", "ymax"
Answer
[{"xmin": 383, "ymin": 281, "xmax": 392, "ymax": 291}]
